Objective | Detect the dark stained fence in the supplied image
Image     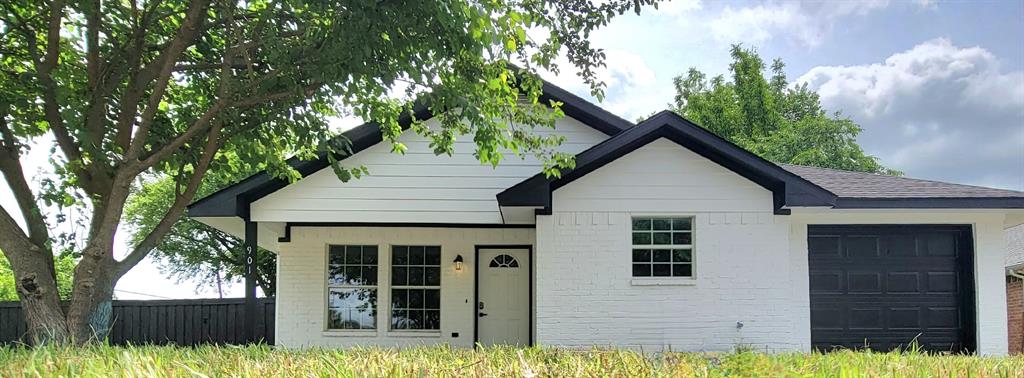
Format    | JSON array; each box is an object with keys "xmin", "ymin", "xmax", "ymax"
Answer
[{"xmin": 0, "ymin": 298, "xmax": 274, "ymax": 346}]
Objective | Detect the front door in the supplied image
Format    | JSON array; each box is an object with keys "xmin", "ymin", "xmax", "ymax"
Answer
[{"xmin": 477, "ymin": 248, "xmax": 530, "ymax": 346}]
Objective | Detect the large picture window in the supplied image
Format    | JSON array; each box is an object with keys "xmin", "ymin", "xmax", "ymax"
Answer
[
  {"xmin": 390, "ymin": 246, "xmax": 441, "ymax": 330},
  {"xmin": 327, "ymin": 245, "xmax": 378, "ymax": 330},
  {"xmin": 631, "ymin": 217, "xmax": 694, "ymax": 278}
]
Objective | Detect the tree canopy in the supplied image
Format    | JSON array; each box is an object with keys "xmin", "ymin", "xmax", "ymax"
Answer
[
  {"xmin": 0, "ymin": 0, "xmax": 657, "ymax": 344},
  {"xmin": 670, "ymin": 46, "xmax": 897, "ymax": 174}
]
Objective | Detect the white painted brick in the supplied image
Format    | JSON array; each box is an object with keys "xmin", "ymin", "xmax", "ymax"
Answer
[
  {"xmin": 538, "ymin": 140, "xmax": 801, "ymax": 352},
  {"xmin": 275, "ymin": 226, "xmax": 533, "ymax": 348}
]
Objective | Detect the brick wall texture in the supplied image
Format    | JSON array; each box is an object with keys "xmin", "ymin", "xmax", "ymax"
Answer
[{"xmin": 1009, "ymin": 276, "xmax": 1023, "ymax": 354}]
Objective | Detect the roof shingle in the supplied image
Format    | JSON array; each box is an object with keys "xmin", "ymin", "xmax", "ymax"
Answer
[{"xmin": 779, "ymin": 164, "xmax": 1024, "ymax": 199}]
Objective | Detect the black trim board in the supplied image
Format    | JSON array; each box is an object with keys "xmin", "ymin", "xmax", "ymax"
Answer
[
  {"xmin": 276, "ymin": 222, "xmax": 535, "ymax": 242},
  {"xmin": 187, "ymin": 80, "xmax": 633, "ymax": 218},
  {"xmin": 473, "ymin": 245, "xmax": 534, "ymax": 347},
  {"xmin": 832, "ymin": 197, "xmax": 1024, "ymax": 209},
  {"xmin": 497, "ymin": 111, "xmax": 837, "ymax": 214}
]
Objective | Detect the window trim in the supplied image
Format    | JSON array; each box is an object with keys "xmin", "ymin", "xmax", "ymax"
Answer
[
  {"xmin": 629, "ymin": 215, "xmax": 697, "ymax": 280},
  {"xmin": 324, "ymin": 244, "xmax": 381, "ymax": 333},
  {"xmin": 388, "ymin": 245, "xmax": 443, "ymax": 333}
]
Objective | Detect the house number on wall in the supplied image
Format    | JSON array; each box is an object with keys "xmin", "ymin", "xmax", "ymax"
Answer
[{"xmin": 246, "ymin": 246, "xmax": 254, "ymax": 275}]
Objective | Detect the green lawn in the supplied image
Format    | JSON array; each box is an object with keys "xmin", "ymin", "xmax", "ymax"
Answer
[{"xmin": 0, "ymin": 345, "xmax": 1022, "ymax": 377}]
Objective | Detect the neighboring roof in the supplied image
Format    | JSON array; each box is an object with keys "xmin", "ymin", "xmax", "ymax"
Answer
[
  {"xmin": 497, "ymin": 111, "xmax": 1024, "ymax": 213},
  {"xmin": 497, "ymin": 111, "xmax": 837, "ymax": 214},
  {"xmin": 187, "ymin": 79, "xmax": 633, "ymax": 218},
  {"xmin": 1009, "ymin": 225, "xmax": 1024, "ymax": 271}
]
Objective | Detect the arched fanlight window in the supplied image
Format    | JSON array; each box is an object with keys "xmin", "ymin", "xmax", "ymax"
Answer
[{"xmin": 488, "ymin": 254, "xmax": 519, "ymax": 268}]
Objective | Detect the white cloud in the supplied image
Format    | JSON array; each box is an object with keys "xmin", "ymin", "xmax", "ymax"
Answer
[
  {"xmin": 795, "ymin": 38, "xmax": 1024, "ymax": 190},
  {"xmin": 542, "ymin": 48, "xmax": 667, "ymax": 121},
  {"xmin": 656, "ymin": 0, "xmax": 703, "ymax": 16},
  {"xmin": 676, "ymin": 0, "xmax": 890, "ymax": 48},
  {"xmin": 913, "ymin": 0, "xmax": 938, "ymax": 10}
]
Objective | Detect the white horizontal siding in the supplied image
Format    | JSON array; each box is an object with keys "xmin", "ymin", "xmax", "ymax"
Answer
[{"xmin": 251, "ymin": 116, "xmax": 609, "ymax": 223}]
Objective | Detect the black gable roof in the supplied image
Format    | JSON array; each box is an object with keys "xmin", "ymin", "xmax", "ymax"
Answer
[
  {"xmin": 187, "ymin": 80, "xmax": 633, "ymax": 218},
  {"xmin": 496, "ymin": 111, "xmax": 836, "ymax": 214},
  {"xmin": 498, "ymin": 111, "xmax": 1024, "ymax": 212}
]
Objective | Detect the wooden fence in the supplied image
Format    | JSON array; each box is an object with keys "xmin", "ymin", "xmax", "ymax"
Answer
[{"xmin": 0, "ymin": 298, "xmax": 274, "ymax": 346}]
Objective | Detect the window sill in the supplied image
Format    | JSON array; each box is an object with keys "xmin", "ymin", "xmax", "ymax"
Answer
[
  {"xmin": 631, "ymin": 277, "xmax": 698, "ymax": 286},
  {"xmin": 387, "ymin": 331, "xmax": 442, "ymax": 338},
  {"xmin": 322, "ymin": 330, "xmax": 378, "ymax": 337}
]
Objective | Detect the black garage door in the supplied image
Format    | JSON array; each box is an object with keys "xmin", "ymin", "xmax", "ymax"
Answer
[{"xmin": 808, "ymin": 225, "xmax": 975, "ymax": 353}]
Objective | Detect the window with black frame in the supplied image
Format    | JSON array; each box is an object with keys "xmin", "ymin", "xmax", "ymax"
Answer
[
  {"xmin": 326, "ymin": 245, "xmax": 379, "ymax": 329},
  {"xmin": 631, "ymin": 217, "xmax": 695, "ymax": 278},
  {"xmin": 390, "ymin": 245, "xmax": 441, "ymax": 330}
]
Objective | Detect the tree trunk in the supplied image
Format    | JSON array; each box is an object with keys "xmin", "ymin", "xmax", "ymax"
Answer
[
  {"xmin": 64, "ymin": 175, "xmax": 132, "ymax": 344},
  {"xmin": 2, "ymin": 241, "xmax": 68, "ymax": 344},
  {"xmin": 65, "ymin": 244, "xmax": 116, "ymax": 344}
]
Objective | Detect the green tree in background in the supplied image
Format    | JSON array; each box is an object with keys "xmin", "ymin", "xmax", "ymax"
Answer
[
  {"xmin": 0, "ymin": 0, "xmax": 657, "ymax": 345},
  {"xmin": 671, "ymin": 45, "xmax": 898, "ymax": 174},
  {"xmin": 124, "ymin": 172, "xmax": 275, "ymax": 297}
]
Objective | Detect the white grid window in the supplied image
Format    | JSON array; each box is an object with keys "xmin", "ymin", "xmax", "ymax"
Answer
[
  {"xmin": 326, "ymin": 245, "xmax": 378, "ymax": 330},
  {"xmin": 390, "ymin": 246, "xmax": 441, "ymax": 330},
  {"xmin": 631, "ymin": 217, "xmax": 694, "ymax": 277}
]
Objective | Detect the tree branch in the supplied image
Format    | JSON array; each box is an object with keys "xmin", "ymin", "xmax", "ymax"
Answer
[
  {"xmin": 0, "ymin": 204, "xmax": 36, "ymax": 256},
  {"xmin": 0, "ymin": 116, "xmax": 49, "ymax": 248},
  {"xmin": 112, "ymin": 0, "xmax": 163, "ymax": 152},
  {"xmin": 234, "ymin": 83, "xmax": 323, "ymax": 108},
  {"xmin": 33, "ymin": 0, "xmax": 92, "ymax": 194},
  {"xmin": 115, "ymin": 121, "xmax": 223, "ymax": 278},
  {"xmin": 134, "ymin": 100, "xmax": 227, "ymax": 171},
  {"xmin": 83, "ymin": 0, "xmax": 106, "ymax": 147},
  {"xmin": 124, "ymin": 0, "xmax": 211, "ymax": 161}
]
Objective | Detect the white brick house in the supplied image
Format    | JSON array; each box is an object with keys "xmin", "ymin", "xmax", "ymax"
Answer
[{"xmin": 188, "ymin": 80, "xmax": 1024, "ymax": 355}]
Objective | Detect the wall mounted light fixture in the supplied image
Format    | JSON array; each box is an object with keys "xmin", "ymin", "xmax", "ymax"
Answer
[{"xmin": 453, "ymin": 254, "xmax": 464, "ymax": 271}]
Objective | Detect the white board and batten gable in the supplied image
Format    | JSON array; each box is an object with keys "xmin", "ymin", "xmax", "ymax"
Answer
[{"xmin": 249, "ymin": 116, "xmax": 609, "ymax": 224}]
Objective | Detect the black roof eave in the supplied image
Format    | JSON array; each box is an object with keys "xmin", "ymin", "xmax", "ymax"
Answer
[
  {"xmin": 496, "ymin": 111, "xmax": 838, "ymax": 214},
  {"xmin": 187, "ymin": 80, "xmax": 633, "ymax": 218},
  {"xmin": 830, "ymin": 197, "xmax": 1024, "ymax": 209}
]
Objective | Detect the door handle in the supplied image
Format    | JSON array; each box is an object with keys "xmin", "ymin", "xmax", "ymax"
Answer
[{"xmin": 478, "ymin": 312, "xmax": 488, "ymax": 317}]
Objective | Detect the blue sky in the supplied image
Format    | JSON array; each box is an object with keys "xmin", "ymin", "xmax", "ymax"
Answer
[
  {"xmin": 101, "ymin": 0, "xmax": 1024, "ymax": 298},
  {"xmin": 545, "ymin": 0, "xmax": 1024, "ymax": 191}
]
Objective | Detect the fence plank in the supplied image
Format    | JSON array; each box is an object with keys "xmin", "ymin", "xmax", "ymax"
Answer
[{"xmin": 0, "ymin": 299, "xmax": 275, "ymax": 346}]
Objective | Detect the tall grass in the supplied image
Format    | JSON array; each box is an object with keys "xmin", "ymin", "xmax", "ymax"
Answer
[{"xmin": 0, "ymin": 344, "xmax": 1021, "ymax": 377}]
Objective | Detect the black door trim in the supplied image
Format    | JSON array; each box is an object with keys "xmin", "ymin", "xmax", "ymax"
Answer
[
  {"xmin": 473, "ymin": 244, "xmax": 534, "ymax": 347},
  {"xmin": 807, "ymin": 224, "xmax": 976, "ymax": 353}
]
